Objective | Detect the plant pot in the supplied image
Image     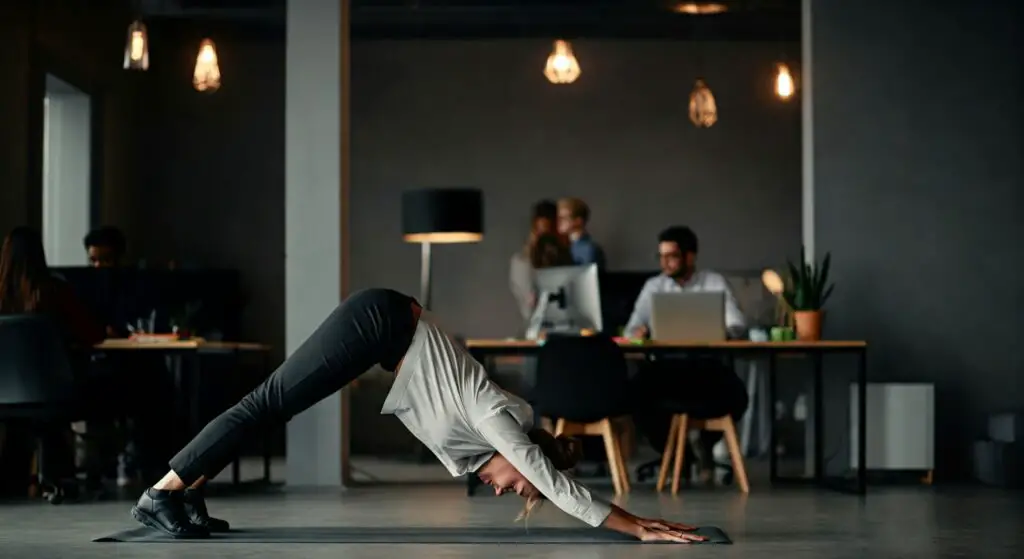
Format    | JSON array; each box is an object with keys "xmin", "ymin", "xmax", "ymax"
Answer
[{"xmin": 793, "ymin": 310, "xmax": 823, "ymax": 341}]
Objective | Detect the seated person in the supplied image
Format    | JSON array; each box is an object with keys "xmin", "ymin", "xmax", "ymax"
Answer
[
  {"xmin": 83, "ymin": 225, "xmax": 127, "ymax": 269},
  {"xmin": 624, "ymin": 226, "xmax": 749, "ymax": 481},
  {"xmin": 0, "ymin": 227, "xmax": 106, "ymax": 491},
  {"xmin": 1, "ymin": 227, "xmax": 106, "ymax": 346}
]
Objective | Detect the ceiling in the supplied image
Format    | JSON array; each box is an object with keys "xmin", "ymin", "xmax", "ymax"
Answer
[{"xmin": 138, "ymin": 0, "xmax": 800, "ymax": 40}]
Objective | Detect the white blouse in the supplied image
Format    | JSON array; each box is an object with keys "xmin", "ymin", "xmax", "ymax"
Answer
[{"xmin": 381, "ymin": 313, "xmax": 612, "ymax": 527}]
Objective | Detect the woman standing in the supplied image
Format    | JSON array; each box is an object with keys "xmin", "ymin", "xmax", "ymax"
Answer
[{"xmin": 509, "ymin": 200, "xmax": 574, "ymax": 326}]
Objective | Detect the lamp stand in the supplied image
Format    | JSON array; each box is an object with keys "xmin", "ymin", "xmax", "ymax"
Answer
[{"xmin": 419, "ymin": 241, "xmax": 433, "ymax": 310}]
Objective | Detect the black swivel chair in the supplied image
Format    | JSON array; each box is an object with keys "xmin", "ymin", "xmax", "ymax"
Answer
[
  {"xmin": 531, "ymin": 333, "xmax": 633, "ymax": 495},
  {"xmin": 0, "ymin": 314, "xmax": 94, "ymax": 503}
]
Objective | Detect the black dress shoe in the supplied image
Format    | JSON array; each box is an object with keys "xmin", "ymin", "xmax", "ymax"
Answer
[
  {"xmin": 131, "ymin": 488, "xmax": 210, "ymax": 539},
  {"xmin": 183, "ymin": 488, "xmax": 231, "ymax": 532}
]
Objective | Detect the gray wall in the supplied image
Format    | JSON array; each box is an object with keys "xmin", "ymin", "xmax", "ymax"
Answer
[
  {"xmin": 133, "ymin": 37, "xmax": 803, "ymax": 354},
  {"xmin": 352, "ymin": 40, "xmax": 803, "ymax": 337},
  {"xmin": 0, "ymin": 0, "xmax": 137, "ymax": 241},
  {"xmin": 810, "ymin": 0, "xmax": 1023, "ymax": 479},
  {"xmin": 132, "ymin": 35, "xmax": 286, "ymax": 362}
]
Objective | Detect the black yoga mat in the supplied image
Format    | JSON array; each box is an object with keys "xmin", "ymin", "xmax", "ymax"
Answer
[{"xmin": 95, "ymin": 526, "xmax": 732, "ymax": 544}]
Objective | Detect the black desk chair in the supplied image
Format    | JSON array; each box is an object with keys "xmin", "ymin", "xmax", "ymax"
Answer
[
  {"xmin": 0, "ymin": 314, "xmax": 118, "ymax": 503},
  {"xmin": 532, "ymin": 333, "xmax": 633, "ymax": 495}
]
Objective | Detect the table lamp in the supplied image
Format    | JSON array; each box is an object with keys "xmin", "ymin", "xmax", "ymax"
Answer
[
  {"xmin": 761, "ymin": 268, "xmax": 790, "ymax": 327},
  {"xmin": 401, "ymin": 187, "xmax": 484, "ymax": 309}
]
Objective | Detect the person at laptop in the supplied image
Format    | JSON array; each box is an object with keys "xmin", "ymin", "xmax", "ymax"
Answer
[{"xmin": 624, "ymin": 225, "xmax": 749, "ymax": 483}]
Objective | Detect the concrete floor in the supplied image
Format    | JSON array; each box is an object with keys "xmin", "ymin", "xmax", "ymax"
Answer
[{"xmin": 1, "ymin": 458, "xmax": 1022, "ymax": 559}]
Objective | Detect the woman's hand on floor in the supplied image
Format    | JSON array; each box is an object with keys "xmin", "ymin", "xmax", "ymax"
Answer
[
  {"xmin": 602, "ymin": 505, "xmax": 705, "ymax": 543},
  {"xmin": 636, "ymin": 518, "xmax": 705, "ymax": 543},
  {"xmin": 636, "ymin": 518, "xmax": 697, "ymax": 533}
]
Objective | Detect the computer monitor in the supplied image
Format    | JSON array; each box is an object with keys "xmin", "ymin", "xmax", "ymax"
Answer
[{"xmin": 526, "ymin": 263, "xmax": 603, "ymax": 339}]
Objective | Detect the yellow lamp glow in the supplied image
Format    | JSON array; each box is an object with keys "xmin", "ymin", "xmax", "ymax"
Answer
[
  {"xmin": 761, "ymin": 269, "xmax": 791, "ymax": 326},
  {"xmin": 761, "ymin": 269, "xmax": 784, "ymax": 295},
  {"xmin": 544, "ymin": 40, "xmax": 581, "ymax": 84},
  {"xmin": 123, "ymin": 20, "xmax": 149, "ymax": 71},
  {"xmin": 688, "ymin": 79, "xmax": 718, "ymax": 128},
  {"xmin": 672, "ymin": 2, "xmax": 728, "ymax": 14},
  {"xmin": 774, "ymin": 63, "xmax": 795, "ymax": 100},
  {"xmin": 192, "ymin": 39, "xmax": 222, "ymax": 93}
]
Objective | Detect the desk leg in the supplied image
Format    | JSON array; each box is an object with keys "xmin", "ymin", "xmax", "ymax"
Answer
[
  {"xmin": 813, "ymin": 352, "xmax": 824, "ymax": 482},
  {"xmin": 856, "ymin": 350, "xmax": 867, "ymax": 495},
  {"xmin": 188, "ymin": 352, "xmax": 203, "ymax": 440},
  {"xmin": 231, "ymin": 350, "xmax": 241, "ymax": 486},
  {"xmin": 768, "ymin": 352, "xmax": 778, "ymax": 484},
  {"xmin": 466, "ymin": 350, "xmax": 489, "ymax": 497},
  {"xmin": 171, "ymin": 354, "xmax": 188, "ymax": 449}
]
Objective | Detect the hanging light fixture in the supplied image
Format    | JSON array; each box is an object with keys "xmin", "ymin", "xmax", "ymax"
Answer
[
  {"xmin": 192, "ymin": 38, "xmax": 222, "ymax": 92},
  {"xmin": 774, "ymin": 62, "xmax": 795, "ymax": 100},
  {"xmin": 123, "ymin": 20, "xmax": 149, "ymax": 70},
  {"xmin": 671, "ymin": 2, "xmax": 728, "ymax": 14},
  {"xmin": 543, "ymin": 40, "xmax": 581, "ymax": 84},
  {"xmin": 688, "ymin": 79, "xmax": 718, "ymax": 128}
]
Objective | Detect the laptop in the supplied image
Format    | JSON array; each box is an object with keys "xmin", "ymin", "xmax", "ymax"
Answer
[{"xmin": 650, "ymin": 292, "xmax": 727, "ymax": 342}]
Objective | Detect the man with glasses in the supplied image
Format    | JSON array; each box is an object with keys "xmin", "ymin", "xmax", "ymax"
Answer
[{"xmin": 625, "ymin": 226, "xmax": 749, "ymax": 484}]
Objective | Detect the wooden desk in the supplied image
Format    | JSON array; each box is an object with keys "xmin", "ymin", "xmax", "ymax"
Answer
[
  {"xmin": 96, "ymin": 339, "xmax": 271, "ymax": 352},
  {"xmin": 465, "ymin": 337, "xmax": 869, "ymax": 496},
  {"xmin": 93, "ymin": 338, "xmax": 273, "ymax": 485},
  {"xmin": 467, "ymin": 338, "xmax": 866, "ymax": 351}
]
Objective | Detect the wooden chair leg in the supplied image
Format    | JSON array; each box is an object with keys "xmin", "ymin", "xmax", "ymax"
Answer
[
  {"xmin": 656, "ymin": 415, "xmax": 680, "ymax": 492},
  {"xmin": 607, "ymin": 420, "xmax": 631, "ymax": 493},
  {"xmin": 671, "ymin": 414, "xmax": 689, "ymax": 496},
  {"xmin": 599, "ymin": 419, "xmax": 624, "ymax": 495},
  {"xmin": 720, "ymin": 416, "xmax": 750, "ymax": 493}
]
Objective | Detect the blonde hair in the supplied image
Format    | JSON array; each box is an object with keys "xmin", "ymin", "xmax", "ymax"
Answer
[
  {"xmin": 515, "ymin": 429, "xmax": 583, "ymax": 525},
  {"xmin": 557, "ymin": 197, "xmax": 590, "ymax": 223}
]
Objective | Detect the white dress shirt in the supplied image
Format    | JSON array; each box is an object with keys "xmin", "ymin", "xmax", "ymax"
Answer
[
  {"xmin": 508, "ymin": 250, "xmax": 535, "ymax": 323},
  {"xmin": 381, "ymin": 313, "xmax": 612, "ymax": 527},
  {"xmin": 624, "ymin": 269, "xmax": 746, "ymax": 334}
]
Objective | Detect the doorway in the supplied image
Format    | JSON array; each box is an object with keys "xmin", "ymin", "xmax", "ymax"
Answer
[{"xmin": 42, "ymin": 74, "xmax": 92, "ymax": 266}]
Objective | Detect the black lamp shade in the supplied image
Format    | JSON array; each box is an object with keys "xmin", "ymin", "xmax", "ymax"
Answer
[{"xmin": 401, "ymin": 187, "xmax": 484, "ymax": 243}]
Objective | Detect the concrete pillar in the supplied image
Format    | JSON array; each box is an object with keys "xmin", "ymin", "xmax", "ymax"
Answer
[
  {"xmin": 800, "ymin": 0, "xmax": 817, "ymax": 479},
  {"xmin": 284, "ymin": 0, "xmax": 350, "ymax": 487}
]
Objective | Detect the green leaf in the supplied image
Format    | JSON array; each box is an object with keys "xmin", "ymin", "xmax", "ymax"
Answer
[
  {"xmin": 817, "ymin": 252, "xmax": 831, "ymax": 293},
  {"xmin": 820, "ymin": 284, "xmax": 835, "ymax": 306}
]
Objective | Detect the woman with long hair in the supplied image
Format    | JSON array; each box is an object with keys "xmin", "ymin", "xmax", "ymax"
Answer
[
  {"xmin": 510, "ymin": 200, "xmax": 557, "ymax": 321},
  {"xmin": 0, "ymin": 227, "xmax": 107, "ymax": 496},
  {"xmin": 131, "ymin": 288, "xmax": 704, "ymax": 543},
  {"xmin": 0, "ymin": 226, "xmax": 104, "ymax": 345}
]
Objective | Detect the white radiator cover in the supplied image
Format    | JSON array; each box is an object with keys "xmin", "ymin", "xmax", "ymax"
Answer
[{"xmin": 850, "ymin": 383, "xmax": 935, "ymax": 470}]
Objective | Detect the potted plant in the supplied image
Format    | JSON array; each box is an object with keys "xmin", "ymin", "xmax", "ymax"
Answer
[{"xmin": 782, "ymin": 247, "xmax": 835, "ymax": 341}]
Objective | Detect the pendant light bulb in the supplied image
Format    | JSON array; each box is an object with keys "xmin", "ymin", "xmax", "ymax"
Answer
[
  {"xmin": 123, "ymin": 20, "xmax": 149, "ymax": 71},
  {"xmin": 688, "ymin": 79, "xmax": 718, "ymax": 128},
  {"xmin": 544, "ymin": 40, "xmax": 581, "ymax": 84},
  {"xmin": 775, "ymin": 63, "xmax": 795, "ymax": 100},
  {"xmin": 192, "ymin": 38, "xmax": 222, "ymax": 92}
]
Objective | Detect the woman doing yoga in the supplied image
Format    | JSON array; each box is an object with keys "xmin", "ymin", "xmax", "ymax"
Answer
[{"xmin": 131, "ymin": 288, "xmax": 705, "ymax": 543}]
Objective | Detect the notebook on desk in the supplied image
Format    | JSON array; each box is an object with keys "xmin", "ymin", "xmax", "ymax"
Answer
[{"xmin": 650, "ymin": 292, "xmax": 726, "ymax": 342}]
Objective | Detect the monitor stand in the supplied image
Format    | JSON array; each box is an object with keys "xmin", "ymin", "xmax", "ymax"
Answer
[{"xmin": 525, "ymin": 290, "xmax": 581, "ymax": 340}]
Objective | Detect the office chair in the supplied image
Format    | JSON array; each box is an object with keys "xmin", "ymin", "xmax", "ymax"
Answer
[
  {"xmin": 532, "ymin": 333, "xmax": 633, "ymax": 494},
  {"xmin": 0, "ymin": 314, "xmax": 121, "ymax": 503},
  {"xmin": 634, "ymin": 353, "xmax": 746, "ymax": 489}
]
